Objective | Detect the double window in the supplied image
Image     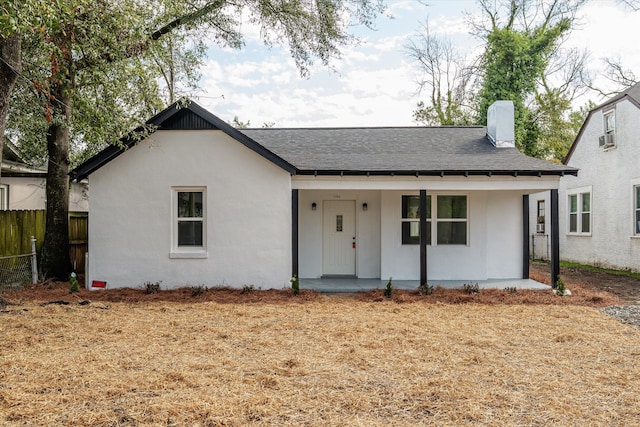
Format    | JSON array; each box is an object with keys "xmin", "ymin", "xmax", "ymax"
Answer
[
  {"xmin": 402, "ymin": 194, "xmax": 467, "ymax": 245},
  {"xmin": 568, "ymin": 189, "xmax": 591, "ymax": 235},
  {"xmin": 171, "ymin": 187, "xmax": 207, "ymax": 258}
]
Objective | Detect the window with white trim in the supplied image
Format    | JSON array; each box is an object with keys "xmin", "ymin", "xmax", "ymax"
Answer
[
  {"xmin": 568, "ymin": 190, "xmax": 591, "ymax": 235},
  {"xmin": 601, "ymin": 109, "xmax": 616, "ymax": 148},
  {"xmin": 171, "ymin": 187, "xmax": 207, "ymax": 258},
  {"xmin": 635, "ymin": 185, "xmax": 640, "ymax": 235},
  {"xmin": 537, "ymin": 200, "xmax": 545, "ymax": 234},
  {"xmin": 604, "ymin": 110, "xmax": 615, "ymax": 135},
  {"xmin": 0, "ymin": 184, "xmax": 7, "ymax": 210},
  {"xmin": 401, "ymin": 194, "xmax": 467, "ymax": 245}
]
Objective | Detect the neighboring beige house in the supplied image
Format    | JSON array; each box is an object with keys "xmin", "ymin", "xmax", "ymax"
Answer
[
  {"xmin": 530, "ymin": 82, "xmax": 640, "ymax": 272},
  {"xmin": 71, "ymin": 100, "xmax": 575, "ymax": 290},
  {"xmin": 1, "ymin": 141, "xmax": 88, "ymax": 211}
]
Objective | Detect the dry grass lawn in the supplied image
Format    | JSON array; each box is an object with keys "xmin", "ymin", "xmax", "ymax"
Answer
[{"xmin": 1, "ymin": 288, "xmax": 639, "ymax": 426}]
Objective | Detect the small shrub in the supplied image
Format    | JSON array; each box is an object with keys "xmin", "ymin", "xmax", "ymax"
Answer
[
  {"xmin": 241, "ymin": 284, "xmax": 255, "ymax": 294},
  {"xmin": 462, "ymin": 282, "xmax": 480, "ymax": 295},
  {"xmin": 191, "ymin": 285, "xmax": 208, "ymax": 296},
  {"xmin": 290, "ymin": 275, "xmax": 300, "ymax": 296},
  {"xmin": 144, "ymin": 281, "xmax": 161, "ymax": 294},
  {"xmin": 384, "ymin": 277, "xmax": 393, "ymax": 299},
  {"xmin": 555, "ymin": 277, "xmax": 567, "ymax": 296},
  {"xmin": 418, "ymin": 282, "xmax": 434, "ymax": 296},
  {"xmin": 69, "ymin": 272, "xmax": 80, "ymax": 294}
]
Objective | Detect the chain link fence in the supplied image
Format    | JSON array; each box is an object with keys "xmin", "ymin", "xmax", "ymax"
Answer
[{"xmin": 0, "ymin": 237, "xmax": 38, "ymax": 291}]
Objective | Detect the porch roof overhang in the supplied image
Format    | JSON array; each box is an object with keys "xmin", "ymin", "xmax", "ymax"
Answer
[
  {"xmin": 292, "ymin": 174, "xmax": 562, "ymax": 192},
  {"xmin": 295, "ymin": 169, "xmax": 573, "ymax": 177}
]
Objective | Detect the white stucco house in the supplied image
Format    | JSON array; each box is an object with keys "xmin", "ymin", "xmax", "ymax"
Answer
[
  {"xmin": 1, "ymin": 141, "xmax": 88, "ymax": 211},
  {"xmin": 71, "ymin": 100, "xmax": 575, "ymax": 290},
  {"xmin": 531, "ymin": 82, "xmax": 640, "ymax": 272}
]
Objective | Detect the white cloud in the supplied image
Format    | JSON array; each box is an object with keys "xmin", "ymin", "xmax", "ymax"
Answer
[{"xmin": 196, "ymin": 0, "xmax": 640, "ymax": 128}]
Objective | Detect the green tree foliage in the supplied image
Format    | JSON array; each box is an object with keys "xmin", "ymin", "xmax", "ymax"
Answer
[
  {"xmin": 475, "ymin": 1, "xmax": 573, "ymax": 156},
  {"xmin": 409, "ymin": 0, "xmax": 590, "ymax": 161},
  {"xmin": 2, "ymin": 0, "xmax": 384, "ymax": 279}
]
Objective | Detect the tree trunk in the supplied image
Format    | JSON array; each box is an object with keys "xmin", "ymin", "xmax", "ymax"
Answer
[
  {"xmin": 40, "ymin": 82, "xmax": 72, "ymax": 279},
  {"xmin": 0, "ymin": 34, "xmax": 22, "ymax": 178}
]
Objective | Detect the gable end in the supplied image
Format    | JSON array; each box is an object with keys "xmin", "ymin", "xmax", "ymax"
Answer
[
  {"xmin": 70, "ymin": 99, "xmax": 296, "ymax": 180},
  {"xmin": 159, "ymin": 109, "xmax": 218, "ymax": 130}
]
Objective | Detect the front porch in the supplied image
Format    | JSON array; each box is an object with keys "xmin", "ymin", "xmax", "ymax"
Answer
[
  {"xmin": 293, "ymin": 185, "xmax": 562, "ymax": 288},
  {"xmin": 301, "ymin": 277, "xmax": 550, "ymax": 293}
]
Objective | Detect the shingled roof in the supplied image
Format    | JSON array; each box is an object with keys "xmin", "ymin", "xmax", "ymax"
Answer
[
  {"xmin": 595, "ymin": 81, "xmax": 640, "ymax": 110},
  {"xmin": 242, "ymin": 127, "xmax": 576, "ymax": 176},
  {"xmin": 71, "ymin": 100, "xmax": 577, "ymax": 180}
]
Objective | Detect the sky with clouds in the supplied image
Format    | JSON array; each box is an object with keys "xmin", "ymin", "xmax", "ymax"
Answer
[{"xmin": 193, "ymin": 0, "xmax": 640, "ymax": 128}]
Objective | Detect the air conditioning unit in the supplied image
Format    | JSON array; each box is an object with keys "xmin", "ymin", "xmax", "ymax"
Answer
[
  {"xmin": 536, "ymin": 223, "xmax": 545, "ymax": 234},
  {"xmin": 599, "ymin": 134, "xmax": 615, "ymax": 147}
]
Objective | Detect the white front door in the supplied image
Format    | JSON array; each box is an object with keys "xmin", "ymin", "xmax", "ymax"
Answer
[{"xmin": 322, "ymin": 200, "xmax": 356, "ymax": 276}]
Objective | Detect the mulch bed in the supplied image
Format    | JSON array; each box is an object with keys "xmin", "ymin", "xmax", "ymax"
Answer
[{"xmin": 1, "ymin": 273, "xmax": 620, "ymax": 307}]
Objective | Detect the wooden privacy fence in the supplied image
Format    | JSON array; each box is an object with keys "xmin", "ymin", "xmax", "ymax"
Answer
[{"xmin": 0, "ymin": 210, "xmax": 88, "ymax": 273}]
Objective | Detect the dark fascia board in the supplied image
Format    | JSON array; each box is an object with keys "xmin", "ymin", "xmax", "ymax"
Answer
[
  {"xmin": 564, "ymin": 93, "xmax": 640, "ymax": 164},
  {"xmin": 70, "ymin": 99, "xmax": 296, "ymax": 181},
  {"xmin": 2, "ymin": 138, "xmax": 25, "ymax": 163},
  {"xmin": 298, "ymin": 169, "xmax": 578, "ymax": 177},
  {"xmin": 1, "ymin": 171, "xmax": 48, "ymax": 178}
]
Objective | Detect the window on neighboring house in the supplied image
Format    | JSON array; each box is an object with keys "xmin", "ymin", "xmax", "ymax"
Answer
[
  {"xmin": 581, "ymin": 193, "xmax": 591, "ymax": 233},
  {"xmin": 601, "ymin": 110, "xmax": 616, "ymax": 148},
  {"xmin": 0, "ymin": 184, "xmax": 7, "ymax": 210},
  {"xmin": 604, "ymin": 110, "xmax": 615, "ymax": 135},
  {"xmin": 635, "ymin": 185, "xmax": 640, "ymax": 235},
  {"xmin": 171, "ymin": 187, "xmax": 206, "ymax": 257},
  {"xmin": 402, "ymin": 195, "xmax": 430, "ymax": 245},
  {"xmin": 537, "ymin": 200, "xmax": 545, "ymax": 234},
  {"xmin": 437, "ymin": 195, "xmax": 467, "ymax": 245},
  {"xmin": 568, "ymin": 190, "xmax": 591, "ymax": 235}
]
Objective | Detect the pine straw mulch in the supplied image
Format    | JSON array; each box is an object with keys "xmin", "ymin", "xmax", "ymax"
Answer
[
  {"xmin": 1, "ymin": 298, "xmax": 639, "ymax": 426},
  {"xmin": 0, "ymin": 268, "xmax": 620, "ymax": 306},
  {"xmin": 1, "ymin": 279, "xmax": 639, "ymax": 426}
]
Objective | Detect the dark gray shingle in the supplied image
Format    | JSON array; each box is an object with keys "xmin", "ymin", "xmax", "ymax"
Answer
[{"xmin": 242, "ymin": 127, "xmax": 575, "ymax": 174}]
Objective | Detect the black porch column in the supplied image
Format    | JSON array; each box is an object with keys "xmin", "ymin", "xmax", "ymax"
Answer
[
  {"xmin": 292, "ymin": 189, "xmax": 299, "ymax": 278},
  {"xmin": 522, "ymin": 194, "xmax": 530, "ymax": 279},
  {"xmin": 420, "ymin": 189, "xmax": 428, "ymax": 286},
  {"xmin": 550, "ymin": 189, "xmax": 560, "ymax": 287}
]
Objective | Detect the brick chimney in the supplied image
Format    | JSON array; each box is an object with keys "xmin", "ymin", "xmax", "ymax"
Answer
[{"xmin": 486, "ymin": 100, "xmax": 515, "ymax": 148}]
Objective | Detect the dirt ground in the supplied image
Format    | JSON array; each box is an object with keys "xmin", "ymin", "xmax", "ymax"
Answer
[{"xmin": 529, "ymin": 261, "xmax": 640, "ymax": 304}]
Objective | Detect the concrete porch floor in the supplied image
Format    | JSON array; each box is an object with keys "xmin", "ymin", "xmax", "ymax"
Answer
[{"xmin": 300, "ymin": 278, "xmax": 550, "ymax": 293}]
